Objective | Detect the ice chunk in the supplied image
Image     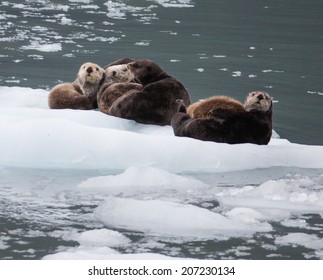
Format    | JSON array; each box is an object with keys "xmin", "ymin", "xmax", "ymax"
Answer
[
  {"xmin": 95, "ymin": 197, "xmax": 272, "ymax": 239},
  {"xmin": 43, "ymin": 247, "xmax": 177, "ymax": 260},
  {"xmin": 79, "ymin": 165, "xmax": 208, "ymax": 195},
  {"xmin": 153, "ymin": 0, "xmax": 194, "ymax": 8},
  {"xmin": 215, "ymin": 178, "xmax": 323, "ymax": 221},
  {"xmin": 73, "ymin": 229, "xmax": 130, "ymax": 247},
  {"xmin": 275, "ymin": 233, "xmax": 323, "ymax": 250},
  {"xmin": 21, "ymin": 42, "xmax": 62, "ymax": 52}
]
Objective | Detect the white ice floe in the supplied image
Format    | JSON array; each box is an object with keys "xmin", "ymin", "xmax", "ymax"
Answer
[
  {"xmin": 153, "ymin": 0, "xmax": 194, "ymax": 8},
  {"xmin": 79, "ymin": 165, "xmax": 208, "ymax": 195},
  {"xmin": 73, "ymin": 229, "xmax": 131, "ymax": 247},
  {"xmin": 43, "ymin": 247, "xmax": 176, "ymax": 260},
  {"xmin": 275, "ymin": 232, "xmax": 323, "ymax": 250},
  {"xmin": 1, "ymin": 86, "xmax": 323, "ymax": 172},
  {"xmin": 69, "ymin": 0, "xmax": 91, "ymax": 3},
  {"xmin": 43, "ymin": 228, "xmax": 177, "ymax": 259},
  {"xmin": 21, "ymin": 42, "xmax": 62, "ymax": 52},
  {"xmin": 215, "ymin": 178, "xmax": 323, "ymax": 221},
  {"xmin": 95, "ymin": 197, "xmax": 272, "ymax": 239}
]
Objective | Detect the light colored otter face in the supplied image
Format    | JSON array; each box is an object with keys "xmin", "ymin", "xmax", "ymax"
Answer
[
  {"xmin": 78, "ymin": 62, "xmax": 105, "ymax": 84},
  {"xmin": 244, "ymin": 91, "xmax": 272, "ymax": 112},
  {"xmin": 106, "ymin": 64, "xmax": 135, "ymax": 83}
]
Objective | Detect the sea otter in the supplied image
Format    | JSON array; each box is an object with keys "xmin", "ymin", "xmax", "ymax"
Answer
[
  {"xmin": 97, "ymin": 63, "xmax": 143, "ymax": 115},
  {"xmin": 48, "ymin": 62, "xmax": 105, "ymax": 110},
  {"xmin": 109, "ymin": 59, "xmax": 191, "ymax": 125},
  {"xmin": 171, "ymin": 91, "xmax": 273, "ymax": 145}
]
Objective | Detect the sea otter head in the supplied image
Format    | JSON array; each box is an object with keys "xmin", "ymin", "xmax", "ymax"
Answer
[
  {"xmin": 105, "ymin": 64, "xmax": 136, "ymax": 83},
  {"xmin": 244, "ymin": 91, "xmax": 272, "ymax": 112},
  {"xmin": 127, "ymin": 59, "xmax": 165, "ymax": 85},
  {"xmin": 77, "ymin": 62, "xmax": 105, "ymax": 85}
]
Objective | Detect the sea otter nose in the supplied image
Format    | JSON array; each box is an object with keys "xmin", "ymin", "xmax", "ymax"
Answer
[
  {"xmin": 86, "ymin": 67, "xmax": 93, "ymax": 74},
  {"xmin": 257, "ymin": 94, "xmax": 264, "ymax": 100}
]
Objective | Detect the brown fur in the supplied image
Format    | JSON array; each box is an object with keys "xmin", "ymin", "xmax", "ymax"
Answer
[
  {"xmin": 104, "ymin": 58, "xmax": 136, "ymax": 68},
  {"xmin": 109, "ymin": 59, "xmax": 191, "ymax": 125},
  {"xmin": 187, "ymin": 96, "xmax": 244, "ymax": 118},
  {"xmin": 97, "ymin": 63, "xmax": 142, "ymax": 114},
  {"xmin": 171, "ymin": 92, "xmax": 273, "ymax": 145},
  {"xmin": 98, "ymin": 82, "xmax": 142, "ymax": 115},
  {"xmin": 48, "ymin": 62, "xmax": 105, "ymax": 110}
]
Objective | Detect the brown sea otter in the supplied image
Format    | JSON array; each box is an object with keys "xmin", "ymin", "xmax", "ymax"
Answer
[
  {"xmin": 109, "ymin": 59, "xmax": 191, "ymax": 125},
  {"xmin": 171, "ymin": 91, "xmax": 273, "ymax": 145},
  {"xmin": 97, "ymin": 63, "xmax": 142, "ymax": 115},
  {"xmin": 48, "ymin": 62, "xmax": 105, "ymax": 110}
]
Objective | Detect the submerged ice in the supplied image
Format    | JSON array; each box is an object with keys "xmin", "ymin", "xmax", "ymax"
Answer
[{"xmin": 1, "ymin": 86, "xmax": 323, "ymax": 260}]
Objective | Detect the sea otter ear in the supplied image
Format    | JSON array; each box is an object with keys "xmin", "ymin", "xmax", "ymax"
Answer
[
  {"xmin": 176, "ymin": 99, "xmax": 187, "ymax": 113},
  {"xmin": 128, "ymin": 61, "xmax": 139, "ymax": 69}
]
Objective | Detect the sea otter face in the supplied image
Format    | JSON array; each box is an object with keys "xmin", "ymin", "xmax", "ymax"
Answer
[
  {"xmin": 127, "ymin": 59, "xmax": 163, "ymax": 85},
  {"xmin": 78, "ymin": 62, "xmax": 105, "ymax": 84},
  {"xmin": 105, "ymin": 64, "xmax": 135, "ymax": 82},
  {"xmin": 244, "ymin": 91, "xmax": 272, "ymax": 112}
]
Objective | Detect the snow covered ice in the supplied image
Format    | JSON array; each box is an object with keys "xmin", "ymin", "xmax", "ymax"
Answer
[
  {"xmin": 1, "ymin": 87, "xmax": 323, "ymax": 172},
  {"xmin": 1, "ymin": 86, "xmax": 323, "ymax": 260}
]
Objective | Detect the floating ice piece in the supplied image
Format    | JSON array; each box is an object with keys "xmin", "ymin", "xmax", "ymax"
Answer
[
  {"xmin": 215, "ymin": 178, "xmax": 323, "ymax": 221},
  {"xmin": 95, "ymin": 197, "xmax": 272, "ymax": 239},
  {"xmin": 275, "ymin": 233, "xmax": 323, "ymax": 250},
  {"xmin": 153, "ymin": 0, "xmax": 194, "ymax": 8},
  {"xmin": 225, "ymin": 207, "xmax": 265, "ymax": 223},
  {"xmin": 232, "ymin": 71, "xmax": 241, "ymax": 77},
  {"xmin": 21, "ymin": 42, "xmax": 62, "ymax": 52},
  {"xmin": 79, "ymin": 165, "xmax": 208, "ymax": 195},
  {"xmin": 43, "ymin": 246, "xmax": 177, "ymax": 260},
  {"xmin": 73, "ymin": 229, "xmax": 131, "ymax": 247}
]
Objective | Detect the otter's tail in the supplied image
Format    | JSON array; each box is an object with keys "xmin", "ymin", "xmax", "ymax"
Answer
[{"xmin": 176, "ymin": 99, "xmax": 187, "ymax": 113}]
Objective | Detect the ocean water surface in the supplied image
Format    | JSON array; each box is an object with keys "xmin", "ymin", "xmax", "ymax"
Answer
[{"xmin": 0, "ymin": 0, "xmax": 323, "ymax": 260}]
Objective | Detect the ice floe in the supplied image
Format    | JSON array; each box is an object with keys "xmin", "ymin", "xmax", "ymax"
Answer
[
  {"xmin": 1, "ymin": 86, "xmax": 323, "ymax": 172},
  {"xmin": 44, "ymin": 247, "xmax": 177, "ymax": 260},
  {"xmin": 79, "ymin": 165, "xmax": 208, "ymax": 195},
  {"xmin": 275, "ymin": 232, "xmax": 323, "ymax": 250},
  {"xmin": 95, "ymin": 197, "xmax": 272, "ymax": 239}
]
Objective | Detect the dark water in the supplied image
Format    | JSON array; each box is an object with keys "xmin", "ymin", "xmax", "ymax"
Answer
[
  {"xmin": 1, "ymin": 0, "xmax": 323, "ymax": 260},
  {"xmin": 1, "ymin": 0, "xmax": 322, "ymax": 144}
]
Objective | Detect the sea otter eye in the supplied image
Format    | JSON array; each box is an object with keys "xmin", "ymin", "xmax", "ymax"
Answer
[
  {"xmin": 122, "ymin": 68, "xmax": 127, "ymax": 72},
  {"xmin": 147, "ymin": 66, "xmax": 152, "ymax": 72},
  {"xmin": 96, "ymin": 67, "xmax": 99, "ymax": 71}
]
